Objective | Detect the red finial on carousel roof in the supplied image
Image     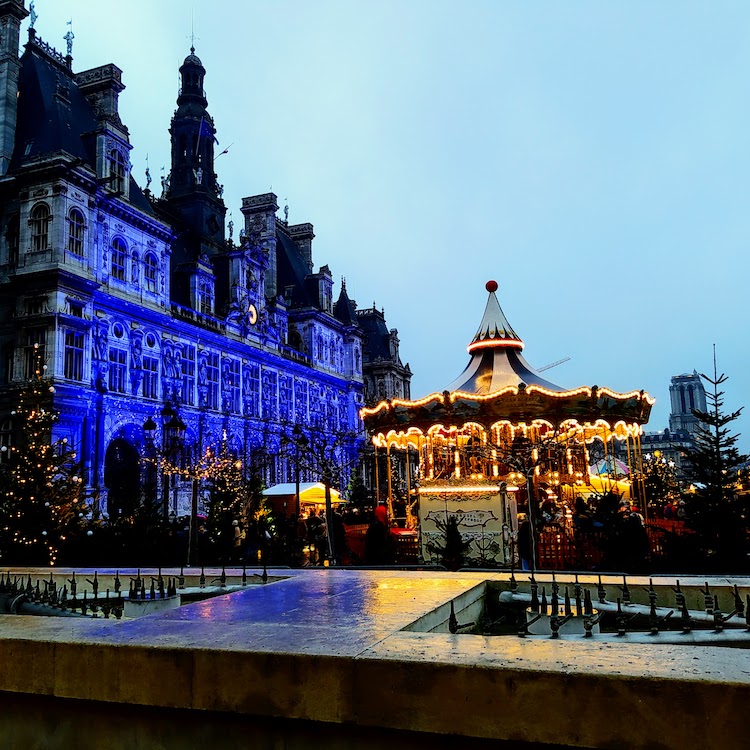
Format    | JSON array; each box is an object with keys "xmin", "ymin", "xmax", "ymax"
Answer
[{"xmin": 467, "ymin": 279, "xmax": 523, "ymax": 352}]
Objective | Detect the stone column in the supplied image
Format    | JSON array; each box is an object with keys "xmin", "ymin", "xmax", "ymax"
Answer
[{"xmin": 0, "ymin": 2, "xmax": 29, "ymax": 176}]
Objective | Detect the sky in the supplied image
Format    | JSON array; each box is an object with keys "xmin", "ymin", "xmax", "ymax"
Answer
[{"xmin": 28, "ymin": 1, "xmax": 750, "ymax": 445}]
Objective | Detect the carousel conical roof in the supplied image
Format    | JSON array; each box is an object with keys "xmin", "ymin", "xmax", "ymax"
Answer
[{"xmin": 444, "ymin": 280, "xmax": 564, "ymax": 394}]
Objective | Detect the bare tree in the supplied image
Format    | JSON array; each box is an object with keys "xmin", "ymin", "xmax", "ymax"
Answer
[{"xmin": 282, "ymin": 420, "xmax": 361, "ymax": 564}]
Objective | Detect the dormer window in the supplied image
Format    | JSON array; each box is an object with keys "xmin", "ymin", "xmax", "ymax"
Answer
[
  {"xmin": 197, "ymin": 278, "xmax": 214, "ymax": 315},
  {"xmin": 108, "ymin": 148, "xmax": 127, "ymax": 193},
  {"xmin": 30, "ymin": 203, "xmax": 50, "ymax": 253}
]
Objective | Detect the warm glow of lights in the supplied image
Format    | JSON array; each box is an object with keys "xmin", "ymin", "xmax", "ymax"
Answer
[
  {"xmin": 369, "ymin": 416, "xmax": 645, "ymax": 449},
  {"xmin": 466, "ymin": 338, "xmax": 524, "ymax": 353},
  {"xmin": 364, "ymin": 384, "xmax": 654, "ymax": 415},
  {"xmin": 418, "ymin": 485, "xmax": 500, "ymax": 494}
]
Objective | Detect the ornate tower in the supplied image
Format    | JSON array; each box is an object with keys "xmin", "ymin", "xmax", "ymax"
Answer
[
  {"xmin": 0, "ymin": 0, "xmax": 29, "ymax": 176},
  {"xmin": 163, "ymin": 46, "xmax": 227, "ymax": 309}
]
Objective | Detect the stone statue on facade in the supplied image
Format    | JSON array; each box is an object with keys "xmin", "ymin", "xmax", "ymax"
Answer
[
  {"xmin": 92, "ymin": 322, "xmax": 108, "ymax": 360},
  {"xmin": 64, "ymin": 21, "xmax": 74, "ymax": 56}
]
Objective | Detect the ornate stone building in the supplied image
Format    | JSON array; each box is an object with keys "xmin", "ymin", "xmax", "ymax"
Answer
[
  {"xmin": 356, "ymin": 304, "xmax": 412, "ymax": 405},
  {"xmin": 613, "ymin": 372, "xmax": 706, "ymax": 482},
  {"xmin": 0, "ymin": 3, "xmax": 380, "ymax": 516}
]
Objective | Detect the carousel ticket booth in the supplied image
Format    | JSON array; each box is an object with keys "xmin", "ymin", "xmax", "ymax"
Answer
[{"xmin": 362, "ymin": 281, "xmax": 653, "ymax": 567}]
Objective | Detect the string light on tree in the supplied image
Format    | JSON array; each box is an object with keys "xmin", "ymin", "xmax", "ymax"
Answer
[{"xmin": 0, "ymin": 347, "xmax": 94, "ymax": 565}]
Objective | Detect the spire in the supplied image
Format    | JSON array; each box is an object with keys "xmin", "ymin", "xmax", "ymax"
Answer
[
  {"xmin": 468, "ymin": 280, "xmax": 523, "ymax": 353},
  {"xmin": 334, "ymin": 280, "xmax": 357, "ymax": 326},
  {"xmin": 163, "ymin": 45, "xmax": 226, "ymax": 265},
  {"xmin": 167, "ymin": 45, "xmax": 220, "ymax": 200}
]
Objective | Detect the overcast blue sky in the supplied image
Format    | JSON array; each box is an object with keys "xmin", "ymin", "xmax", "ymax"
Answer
[{"xmin": 32, "ymin": 1, "xmax": 750, "ymax": 444}]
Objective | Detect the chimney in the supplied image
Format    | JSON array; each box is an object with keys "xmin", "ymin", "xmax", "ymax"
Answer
[
  {"xmin": 0, "ymin": 0, "xmax": 29, "ymax": 176},
  {"xmin": 241, "ymin": 192, "xmax": 279, "ymax": 298},
  {"xmin": 288, "ymin": 222, "xmax": 315, "ymax": 274},
  {"xmin": 75, "ymin": 63, "xmax": 126, "ymax": 127}
]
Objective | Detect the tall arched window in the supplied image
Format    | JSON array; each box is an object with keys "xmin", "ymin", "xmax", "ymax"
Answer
[
  {"xmin": 67, "ymin": 208, "xmax": 85, "ymax": 256},
  {"xmin": 144, "ymin": 252, "xmax": 158, "ymax": 292},
  {"xmin": 111, "ymin": 237, "xmax": 127, "ymax": 281},
  {"xmin": 108, "ymin": 149, "xmax": 127, "ymax": 193},
  {"xmin": 30, "ymin": 203, "xmax": 50, "ymax": 252}
]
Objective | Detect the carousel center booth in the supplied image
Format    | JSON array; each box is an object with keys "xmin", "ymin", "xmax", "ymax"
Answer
[{"xmin": 361, "ymin": 281, "xmax": 654, "ymax": 567}]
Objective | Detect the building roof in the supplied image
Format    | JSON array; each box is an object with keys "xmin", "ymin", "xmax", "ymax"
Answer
[
  {"xmin": 333, "ymin": 281, "xmax": 357, "ymax": 326},
  {"xmin": 181, "ymin": 47, "xmax": 205, "ymax": 70},
  {"xmin": 276, "ymin": 229, "xmax": 314, "ymax": 307},
  {"xmin": 12, "ymin": 41, "xmax": 98, "ymax": 170},
  {"xmin": 357, "ymin": 306, "xmax": 394, "ymax": 362},
  {"xmin": 11, "ymin": 34, "xmax": 154, "ymax": 215}
]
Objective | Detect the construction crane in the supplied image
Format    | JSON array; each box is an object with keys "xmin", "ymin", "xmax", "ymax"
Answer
[{"xmin": 538, "ymin": 356, "xmax": 571, "ymax": 373}]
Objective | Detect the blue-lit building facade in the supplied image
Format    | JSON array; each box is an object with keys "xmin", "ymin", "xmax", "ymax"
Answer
[{"xmin": 0, "ymin": 2, "xmax": 367, "ymax": 517}]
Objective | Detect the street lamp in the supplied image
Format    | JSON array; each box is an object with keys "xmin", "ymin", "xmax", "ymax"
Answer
[
  {"xmin": 292, "ymin": 424, "xmax": 307, "ymax": 519},
  {"xmin": 525, "ymin": 467, "xmax": 538, "ymax": 573},
  {"xmin": 151, "ymin": 403, "xmax": 186, "ymax": 520},
  {"xmin": 143, "ymin": 416, "xmax": 157, "ymax": 442},
  {"xmin": 164, "ymin": 413, "xmax": 186, "ymax": 519},
  {"xmin": 142, "ymin": 416, "xmax": 158, "ymax": 520}
]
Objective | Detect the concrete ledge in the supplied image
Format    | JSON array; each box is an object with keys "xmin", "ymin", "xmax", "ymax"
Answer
[{"xmin": 0, "ymin": 568, "xmax": 748, "ymax": 749}]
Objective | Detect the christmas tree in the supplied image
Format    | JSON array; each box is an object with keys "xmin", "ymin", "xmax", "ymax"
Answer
[
  {"xmin": 0, "ymin": 348, "xmax": 90, "ymax": 565},
  {"xmin": 642, "ymin": 451, "xmax": 681, "ymax": 512},
  {"xmin": 683, "ymin": 351, "xmax": 749, "ymax": 571},
  {"xmin": 426, "ymin": 513, "xmax": 472, "ymax": 571},
  {"xmin": 195, "ymin": 436, "xmax": 267, "ymax": 562}
]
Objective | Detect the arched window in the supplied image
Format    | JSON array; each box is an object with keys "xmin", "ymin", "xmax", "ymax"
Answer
[
  {"xmin": 111, "ymin": 237, "xmax": 127, "ymax": 281},
  {"xmin": 67, "ymin": 208, "xmax": 85, "ymax": 256},
  {"xmin": 30, "ymin": 203, "xmax": 50, "ymax": 253},
  {"xmin": 144, "ymin": 252, "xmax": 158, "ymax": 292},
  {"xmin": 108, "ymin": 149, "xmax": 126, "ymax": 193}
]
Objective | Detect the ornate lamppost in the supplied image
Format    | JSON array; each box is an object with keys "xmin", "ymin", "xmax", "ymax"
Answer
[
  {"xmin": 147, "ymin": 403, "xmax": 186, "ymax": 520},
  {"xmin": 142, "ymin": 416, "xmax": 158, "ymax": 521},
  {"xmin": 292, "ymin": 424, "xmax": 308, "ymax": 519}
]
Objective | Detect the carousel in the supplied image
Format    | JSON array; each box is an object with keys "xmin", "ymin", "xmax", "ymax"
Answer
[{"xmin": 361, "ymin": 280, "xmax": 654, "ymax": 566}]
